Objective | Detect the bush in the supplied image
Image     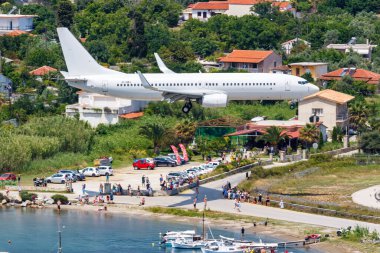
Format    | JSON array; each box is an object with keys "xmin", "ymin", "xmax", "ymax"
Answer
[
  {"xmin": 51, "ymin": 194, "xmax": 68, "ymax": 204},
  {"xmin": 309, "ymin": 154, "xmax": 333, "ymax": 163},
  {"xmin": 19, "ymin": 191, "xmax": 37, "ymax": 201}
]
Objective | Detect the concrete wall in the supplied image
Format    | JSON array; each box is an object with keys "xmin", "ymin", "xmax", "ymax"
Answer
[
  {"xmin": 225, "ymin": 4, "xmax": 253, "ymax": 17},
  {"xmin": 262, "ymin": 52, "xmax": 282, "ymax": 73},
  {"xmin": 298, "ymin": 97, "xmax": 338, "ymax": 132},
  {"xmin": 191, "ymin": 9, "xmax": 226, "ymax": 21},
  {"xmin": 291, "ymin": 65, "xmax": 328, "ymax": 80}
]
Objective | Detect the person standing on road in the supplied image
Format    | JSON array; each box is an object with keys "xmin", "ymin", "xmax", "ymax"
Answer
[
  {"xmin": 203, "ymin": 195, "xmax": 207, "ymax": 210},
  {"xmin": 193, "ymin": 198, "xmax": 197, "ymax": 209},
  {"xmin": 82, "ymin": 183, "xmax": 86, "ymax": 195},
  {"xmin": 106, "ymin": 173, "xmax": 110, "ymax": 183},
  {"xmin": 279, "ymin": 199, "xmax": 284, "ymax": 209},
  {"xmin": 142, "ymin": 175, "xmax": 146, "ymax": 187},
  {"xmin": 99, "ymin": 183, "xmax": 104, "ymax": 195},
  {"xmin": 241, "ymin": 227, "xmax": 245, "ymax": 238}
]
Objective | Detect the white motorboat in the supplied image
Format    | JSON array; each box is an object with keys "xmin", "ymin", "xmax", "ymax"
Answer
[
  {"xmin": 201, "ymin": 245, "xmax": 244, "ymax": 253},
  {"xmin": 171, "ymin": 237, "xmax": 207, "ymax": 249},
  {"xmin": 160, "ymin": 230, "xmax": 202, "ymax": 247}
]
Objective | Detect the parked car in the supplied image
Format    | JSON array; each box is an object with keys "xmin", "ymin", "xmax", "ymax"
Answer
[
  {"xmin": 133, "ymin": 158, "xmax": 155, "ymax": 170},
  {"xmin": 0, "ymin": 173, "xmax": 16, "ymax": 181},
  {"xmin": 167, "ymin": 154, "xmax": 186, "ymax": 165},
  {"xmin": 166, "ymin": 172, "xmax": 183, "ymax": 181},
  {"xmin": 153, "ymin": 157, "xmax": 177, "ymax": 167},
  {"xmin": 33, "ymin": 178, "xmax": 47, "ymax": 187},
  {"xmin": 79, "ymin": 167, "xmax": 100, "ymax": 177},
  {"xmin": 185, "ymin": 168, "xmax": 200, "ymax": 177},
  {"xmin": 46, "ymin": 173, "xmax": 73, "ymax": 184},
  {"xmin": 97, "ymin": 166, "xmax": 113, "ymax": 176},
  {"xmin": 58, "ymin": 170, "xmax": 78, "ymax": 182},
  {"xmin": 59, "ymin": 170, "xmax": 85, "ymax": 181}
]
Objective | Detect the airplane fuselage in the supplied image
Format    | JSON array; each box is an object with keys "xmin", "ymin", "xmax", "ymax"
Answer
[{"xmin": 68, "ymin": 72, "xmax": 319, "ymax": 101}]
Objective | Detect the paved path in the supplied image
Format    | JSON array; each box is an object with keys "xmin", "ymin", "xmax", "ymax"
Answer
[{"xmin": 352, "ymin": 185, "xmax": 380, "ymax": 209}]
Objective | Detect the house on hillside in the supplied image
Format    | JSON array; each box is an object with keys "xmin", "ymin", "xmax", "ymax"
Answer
[
  {"xmin": 327, "ymin": 39, "xmax": 377, "ymax": 60},
  {"xmin": 188, "ymin": 1, "xmax": 229, "ymax": 21},
  {"xmin": 66, "ymin": 91, "xmax": 148, "ymax": 127},
  {"xmin": 224, "ymin": 0, "xmax": 256, "ymax": 17},
  {"xmin": 320, "ymin": 68, "xmax": 380, "ymax": 94},
  {"xmin": 0, "ymin": 14, "xmax": 37, "ymax": 35},
  {"xmin": 29, "ymin": 66, "xmax": 58, "ymax": 76},
  {"xmin": 218, "ymin": 50, "xmax": 282, "ymax": 73},
  {"xmin": 288, "ymin": 62, "xmax": 328, "ymax": 80},
  {"xmin": 298, "ymin": 89, "xmax": 354, "ymax": 134},
  {"xmin": 281, "ymin": 38, "xmax": 311, "ymax": 55},
  {"xmin": 272, "ymin": 1, "xmax": 293, "ymax": 12}
]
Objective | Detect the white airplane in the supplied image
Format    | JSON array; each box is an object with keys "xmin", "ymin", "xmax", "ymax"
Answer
[{"xmin": 57, "ymin": 27, "xmax": 319, "ymax": 113}]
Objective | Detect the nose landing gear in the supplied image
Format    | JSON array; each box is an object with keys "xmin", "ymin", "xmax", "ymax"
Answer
[{"xmin": 182, "ymin": 100, "xmax": 193, "ymax": 113}]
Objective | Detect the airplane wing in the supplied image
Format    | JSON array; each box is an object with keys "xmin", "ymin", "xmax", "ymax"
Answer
[
  {"xmin": 154, "ymin": 53, "xmax": 175, "ymax": 74},
  {"xmin": 137, "ymin": 71, "xmax": 224, "ymax": 103}
]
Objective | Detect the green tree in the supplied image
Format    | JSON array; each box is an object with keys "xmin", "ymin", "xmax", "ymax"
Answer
[
  {"xmin": 139, "ymin": 121, "xmax": 172, "ymax": 154},
  {"xmin": 299, "ymin": 123, "xmax": 320, "ymax": 148},
  {"xmin": 332, "ymin": 126, "xmax": 343, "ymax": 142},
  {"xmin": 175, "ymin": 119, "xmax": 197, "ymax": 144},
  {"xmin": 349, "ymin": 101, "xmax": 369, "ymax": 131},
  {"xmin": 359, "ymin": 131, "xmax": 380, "ymax": 153},
  {"xmin": 258, "ymin": 126, "xmax": 288, "ymax": 154},
  {"xmin": 56, "ymin": 0, "xmax": 75, "ymax": 28}
]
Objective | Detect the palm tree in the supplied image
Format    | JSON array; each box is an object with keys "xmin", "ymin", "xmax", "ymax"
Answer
[
  {"xmin": 258, "ymin": 126, "xmax": 288, "ymax": 154},
  {"xmin": 299, "ymin": 123, "xmax": 320, "ymax": 148},
  {"xmin": 139, "ymin": 122, "xmax": 172, "ymax": 154},
  {"xmin": 349, "ymin": 101, "xmax": 369, "ymax": 132},
  {"xmin": 175, "ymin": 119, "xmax": 197, "ymax": 144}
]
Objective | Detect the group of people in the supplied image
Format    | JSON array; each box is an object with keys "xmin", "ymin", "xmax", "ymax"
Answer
[{"xmin": 222, "ymin": 181, "xmax": 276, "ymax": 210}]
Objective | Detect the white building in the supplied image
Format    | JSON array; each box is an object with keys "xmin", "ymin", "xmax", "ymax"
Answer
[
  {"xmin": 225, "ymin": 0, "xmax": 255, "ymax": 17},
  {"xmin": 281, "ymin": 38, "xmax": 311, "ymax": 55},
  {"xmin": 187, "ymin": 1, "xmax": 229, "ymax": 21},
  {"xmin": 327, "ymin": 40, "xmax": 377, "ymax": 59},
  {"xmin": 0, "ymin": 14, "xmax": 36, "ymax": 33},
  {"xmin": 66, "ymin": 91, "xmax": 148, "ymax": 127}
]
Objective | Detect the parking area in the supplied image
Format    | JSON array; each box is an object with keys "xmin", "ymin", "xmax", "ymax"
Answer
[{"xmin": 67, "ymin": 162, "xmax": 203, "ymax": 194}]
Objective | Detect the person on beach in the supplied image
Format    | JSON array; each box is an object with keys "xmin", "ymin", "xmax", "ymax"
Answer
[
  {"xmin": 142, "ymin": 175, "xmax": 145, "ymax": 187},
  {"xmin": 99, "ymin": 183, "xmax": 104, "ymax": 194},
  {"xmin": 57, "ymin": 200, "xmax": 61, "ymax": 214}
]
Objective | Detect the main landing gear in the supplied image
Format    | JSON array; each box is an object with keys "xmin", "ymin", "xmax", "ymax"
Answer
[{"xmin": 182, "ymin": 100, "xmax": 193, "ymax": 113}]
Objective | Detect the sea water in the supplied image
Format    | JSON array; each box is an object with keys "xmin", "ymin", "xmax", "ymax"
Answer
[{"xmin": 0, "ymin": 207, "xmax": 320, "ymax": 253}]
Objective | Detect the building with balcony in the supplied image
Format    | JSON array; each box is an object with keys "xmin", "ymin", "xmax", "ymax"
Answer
[
  {"xmin": 298, "ymin": 89, "xmax": 354, "ymax": 134},
  {"xmin": 289, "ymin": 62, "xmax": 328, "ymax": 81},
  {"xmin": 0, "ymin": 14, "xmax": 36, "ymax": 34},
  {"xmin": 218, "ymin": 50, "xmax": 282, "ymax": 73},
  {"xmin": 65, "ymin": 91, "xmax": 148, "ymax": 127}
]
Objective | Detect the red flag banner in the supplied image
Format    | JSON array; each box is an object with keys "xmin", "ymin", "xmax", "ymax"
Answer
[
  {"xmin": 179, "ymin": 144, "xmax": 189, "ymax": 162},
  {"xmin": 170, "ymin": 145, "xmax": 181, "ymax": 165}
]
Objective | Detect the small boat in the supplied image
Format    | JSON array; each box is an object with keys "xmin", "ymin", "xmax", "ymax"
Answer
[
  {"xmin": 171, "ymin": 237, "xmax": 207, "ymax": 249},
  {"xmin": 202, "ymin": 241, "xmax": 244, "ymax": 253},
  {"xmin": 160, "ymin": 230, "xmax": 202, "ymax": 247}
]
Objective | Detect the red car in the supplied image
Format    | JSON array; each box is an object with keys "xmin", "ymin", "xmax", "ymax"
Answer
[
  {"xmin": 133, "ymin": 158, "xmax": 155, "ymax": 170},
  {"xmin": 0, "ymin": 173, "xmax": 17, "ymax": 181}
]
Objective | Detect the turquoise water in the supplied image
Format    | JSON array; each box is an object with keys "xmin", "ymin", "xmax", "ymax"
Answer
[{"xmin": 0, "ymin": 207, "xmax": 320, "ymax": 253}]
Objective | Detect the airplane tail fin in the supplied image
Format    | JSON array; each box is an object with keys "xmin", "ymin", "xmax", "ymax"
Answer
[{"xmin": 57, "ymin": 27, "xmax": 115, "ymax": 76}]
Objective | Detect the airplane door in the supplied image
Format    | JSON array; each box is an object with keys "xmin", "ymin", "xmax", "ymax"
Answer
[
  {"xmin": 285, "ymin": 81, "xmax": 291, "ymax": 91},
  {"xmin": 102, "ymin": 82, "xmax": 108, "ymax": 93}
]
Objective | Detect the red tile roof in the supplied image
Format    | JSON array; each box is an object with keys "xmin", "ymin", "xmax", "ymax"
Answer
[
  {"xmin": 5, "ymin": 30, "xmax": 29, "ymax": 37},
  {"xmin": 219, "ymin": 50, "xmax": 274, "ymax": 63},
  {"xmin": 119, "ymin": 112, "xmax": 144, "ymax": 119},
  {"xmin": 272, "ymin": 1, "xmax": 291, "ymax": 9},
  {"xmin": 29, "ymin": 66, "xmax": 58, "ymax": 76},
  {"xmin": 192, "ymin": 1, "xmax": 229, "ymax": 10},
  {"xmin": 320, "ymin": 68, "xmax": 380, "ymax": 85},
  {"xmin": 303, "ymin": 89, "xmax": 354, "ymax": 104}
]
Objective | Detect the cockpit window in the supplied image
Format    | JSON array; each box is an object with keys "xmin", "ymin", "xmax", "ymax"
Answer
[{"xmin": 298, "ymin": 81, "xmax": 308, "ymax": 85}]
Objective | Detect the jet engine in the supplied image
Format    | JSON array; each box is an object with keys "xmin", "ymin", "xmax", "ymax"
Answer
[{"xmin": 201, "ymin": 94, "xmax": 228, "ymax": 108}]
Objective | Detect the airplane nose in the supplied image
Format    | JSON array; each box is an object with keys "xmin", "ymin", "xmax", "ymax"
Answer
[{"xmin": 309, "ymin": 84, "xmax": 319, "ymax": 94}]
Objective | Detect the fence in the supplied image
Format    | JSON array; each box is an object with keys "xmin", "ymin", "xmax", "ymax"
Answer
[{"xmin": 354, "ymin": 154, "xmax": 380, "ymax": 165}]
